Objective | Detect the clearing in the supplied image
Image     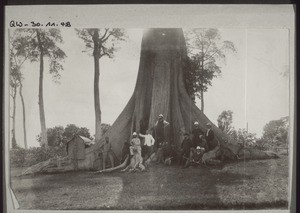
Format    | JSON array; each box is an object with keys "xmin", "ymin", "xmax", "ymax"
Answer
[{"xmin": 10, "ymin": 155, "xmax": 289, "ymax": 210}]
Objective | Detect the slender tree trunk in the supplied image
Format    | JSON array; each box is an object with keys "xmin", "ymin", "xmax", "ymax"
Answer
[
  {"xmin": 200, "ymin": 90, "xmax": 204, "ymax": 112},
  {"xmin": 11, "ymin": 85, "xmax": 17, "ymax": 148},
  {"xmin": 36, "ymin": 30, "xmax": 48, "ymax": 147},
  {"xmin": 19, "ymin": 81, "xmax": 28, "ymax": 149},
  {"xmin": 93, "ymin": 30, "xmax": 102, "ymax": 142},
  {"xmin": 200, "ymin": 46, "xmax": 204, "ymax": 112}
]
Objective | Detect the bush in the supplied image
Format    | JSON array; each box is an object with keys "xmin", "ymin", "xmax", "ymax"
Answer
[{"xmin": 10, "ymin": 146, "xmax": 67, "ymax": 167}]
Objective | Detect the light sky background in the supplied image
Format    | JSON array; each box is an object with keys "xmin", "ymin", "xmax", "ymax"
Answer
[{"xmin": 10, "ymin": 28, "xmax": 289, "ymax": 148}]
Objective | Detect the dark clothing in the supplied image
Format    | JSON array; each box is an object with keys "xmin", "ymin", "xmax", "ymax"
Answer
[
  {"xmin": 206, "ymin": 129, "xmax": 215, "ymax": 151},
  {"xmin": 181, "ymin": 137, "xmax": 192, "ymax": 155},
  {"xmin": 142, "ymin": 145, "xmax": 153, "ymax": 158},
  {"xmin": 154, "ymin": 119, "xmax": 169, "ymax": 150},
  {"xmin": 162, "ymin": 143, "xmax": 173, "ymax": 160},
  {"xmin": 156, "ymin": 120, "xmax": 165, "ymax": 138},
  {"xmin": 198, "ymin": 138, "xmax": 208, "ymax": 152},
  {"xmin": 185, "ymin": 151, "xmax": 204, "ymax": 167},
  {"xmin": 206, "ymin": 129, "xmax": 214, "ymax": 142},
  {"xmin": 191, "ymin": 128, "xmax": 204, "ymax": 148},
  {"xmin": 179, "ymin": 137, "xmax": 192, "ymax": 166}
]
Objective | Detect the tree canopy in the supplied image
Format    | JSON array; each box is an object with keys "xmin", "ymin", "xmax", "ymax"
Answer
[
  {"xmin": 262, "ymin": 116, "xmax": 289, "ymax": 148},
  {"xmin": 76, "ymin": 28, "xmax": 126, "ymax": 142},
  {"xmin": 184, "ymin": 28, "xmax": 236, "ymax": 110},
  {"xmin": 37, "ymin": 124, "xmax": 93, "ymax": 147}
]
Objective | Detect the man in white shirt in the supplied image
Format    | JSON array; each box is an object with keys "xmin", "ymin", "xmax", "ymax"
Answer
[{"xmin": 139, "ymin": 130, "xmax": 155, "ymax": 159}]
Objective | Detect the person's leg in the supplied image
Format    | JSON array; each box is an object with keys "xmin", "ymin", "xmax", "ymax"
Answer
[
  {"xmin": 129, "ymin": 146, "xmax": 134, "ymax": 155},
  {"xmin": 102, "ymin": 153, "xmax": 107, "ymax": 170},
  {"xmin": 109, "ymin": 153, "xmax": 114, "ymax": 167}
]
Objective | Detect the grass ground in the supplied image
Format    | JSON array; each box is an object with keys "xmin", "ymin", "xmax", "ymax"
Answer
[{"xmin": 10, "ymin": 155, "xmax": 289, "ymax": 210}]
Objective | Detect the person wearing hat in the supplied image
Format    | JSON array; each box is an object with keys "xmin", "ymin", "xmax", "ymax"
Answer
[
  {"xmin": 191, "ymin": 121, "xmax": 204, "ymax": 149},
  {"xmin": 205, "ymin": 123, "xmax": 215, "ymax": 151},
  {"xmin": 154, "ymin": 114, "xmax": 170, "ymax": 150},
  {"xmin": 179, "ymin": 133, "xmax": 192, "ymax": 167},
  {"xmin": 130, "ymin": 132, "xmax": 142, "ymax": 157},
  {"xmin": 185, "ymin": 146, "xmax": 205, "ymax": 168}
]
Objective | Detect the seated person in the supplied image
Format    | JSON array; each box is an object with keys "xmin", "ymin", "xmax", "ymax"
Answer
[
  {"xmin": 185, "ymin": 146, "xmax": 205, "ymax": 168},
  {"xmin": 198, "ymin": 134, "xmax": 208, "ymax": 152}
]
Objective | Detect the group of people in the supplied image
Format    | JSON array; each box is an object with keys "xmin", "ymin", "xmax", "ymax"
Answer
[{"xmin": 101, "ymin": 114, "xmax": 217, "ymax": 171}]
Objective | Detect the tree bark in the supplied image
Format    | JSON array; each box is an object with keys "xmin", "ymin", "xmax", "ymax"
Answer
[
  {"xmin": 200, "ymin": 90, "xmax": 204, "ymax": 112},
  {"xmin": 92, "ymin": 29, "xmax": 235, "ymax": 157},
  {"xmin": 36, "ymin": 30, "xmax": 48, "ymax": 147},
  {"xmin": 93, "ymin": 30, "xmax": 102, "ymax": 142},
  {"xmin": 19, "ymin": 81, "xmax": 28, "ymax": 149},
  {"xmin": 11, "ymin": 85, "xmax": 17, "ymax": 148}
]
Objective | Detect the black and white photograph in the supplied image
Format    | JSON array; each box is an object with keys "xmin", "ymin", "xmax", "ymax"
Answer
[{"xmin": 4, "ymin": 5, "xmax": 295, "ymax": 212}]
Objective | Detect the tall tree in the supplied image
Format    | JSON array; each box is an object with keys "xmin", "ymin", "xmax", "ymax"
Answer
[
  {"xmin": 10, "ymin": 30, "xmax": 36, "ymax": 149},
  {"xmin": 76, "ymin": 28, "xmax": 126, "ymax": 142},
  {"xmin": 9, "ymin": 57, "xmax": 20, "ymax": 149},
  {"xmin": 184, "ymin": 28, "xmax": 236, "ymax": 112},
  {"xmin": 21, "ymin": 29, "xmax": 66, "ymax": 147}
]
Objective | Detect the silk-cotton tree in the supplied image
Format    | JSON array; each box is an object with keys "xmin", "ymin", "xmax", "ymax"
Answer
[
  {"xmin": 76, "ymin": 28, "xmax": 126, "ymax": 142},
  {"xmin": 184, "ymin": 28, "xmax": 236, "ymax": 112},
  {"xmin": 17, "ymin": 29, "xmax": 66, "ymax": 147}
]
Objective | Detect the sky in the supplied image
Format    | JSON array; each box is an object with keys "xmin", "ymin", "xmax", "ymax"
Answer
[{"xmin": 10, "ymin": 28, "xmax": 289, "ymax": 148}]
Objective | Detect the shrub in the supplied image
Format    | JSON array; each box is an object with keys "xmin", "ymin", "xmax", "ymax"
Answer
[{"xmin": 10, "ymin": 146, "xmax": 67, "ymax": 167}]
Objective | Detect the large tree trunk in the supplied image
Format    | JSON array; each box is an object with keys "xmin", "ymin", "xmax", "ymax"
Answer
[
  {"xmin": 93, "ymin": 29, "xmax": 237, "ymax": 157},
  {"xmin": 93, "ymin": 30, "xmax": 102, "ymax": 142},
  {"xmin": 36, "ymin": 30, "xmax": 48, "ymax": 147},
  {"xmin": 11, "ymin": 85, "xmax": 17, "ymax": 148},
  {"xmin": 22, "ymin": 28, "xmax": 277, "ymax": 175},
  {"xmin": 19, "ymin": 81, "xmax": 28, "ymax": 149}
]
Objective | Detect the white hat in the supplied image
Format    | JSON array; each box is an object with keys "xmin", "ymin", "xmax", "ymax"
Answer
[
  {"xmin": 194, "ymin": 121, "xmax": 199, "ymax": 125},
  {"xmin": 196, "ymin": 146, "xmax": 201, "ymax": 150},
  {"xmin": 132, "ymin": 132, "xmax": 137, "ymax": 136},
  {"xmin": 206, "ymin": 123, "xmax": 212, "ymax": 127},
  {"xmin": 159, "ymin": 114, "xmax": 164, "ymax": 118}
]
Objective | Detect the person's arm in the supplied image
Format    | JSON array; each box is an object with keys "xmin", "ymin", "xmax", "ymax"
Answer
[
  {"xmin": 164, "ymin": 120, "xmax": 170, "ymax": 127},
  {"xmin": 139, "ymin": 133, "xmax": 145, "ymax": 138}
]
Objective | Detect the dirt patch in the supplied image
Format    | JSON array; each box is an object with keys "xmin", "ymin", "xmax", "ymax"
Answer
[{"xmin": 10, "ymin": 155, "xmax": 289, "ymax": 210}]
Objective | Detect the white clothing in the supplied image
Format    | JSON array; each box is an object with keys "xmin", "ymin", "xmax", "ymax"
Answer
[{"xmin": 139, "ymin": 133, "xmax": 155, "ymax": 146}]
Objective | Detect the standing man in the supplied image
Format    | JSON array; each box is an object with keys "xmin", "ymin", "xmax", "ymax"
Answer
[
  {"xmin": 102, "ymin": 136, "xmax": 114, "ymax": 170},
  {"xmin": 139, "ymin": 130, "xmax": 155, "ymax": 159},
  {"xmin": 191, "ymin": 121, "xmax": 204, "ymax": 148},
  {"xmin": 205, "ymin": 123, "xmax": 215, "ymax": 151},
  {"xmin": 154, "ymin": 114, "xmax": 170, "ymax": 150},
  {"xmin": 179, "ymin": 133, "xmax": 192, "ymax": 167}
]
